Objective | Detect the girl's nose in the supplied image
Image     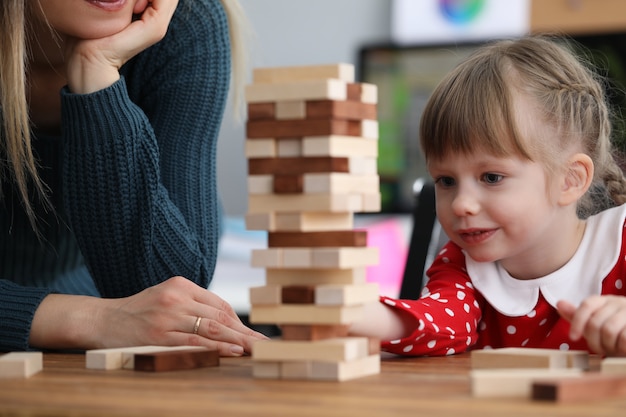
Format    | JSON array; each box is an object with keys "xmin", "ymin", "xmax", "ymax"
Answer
[{"xmin": 451, "ymin": 188, "xmax": 480, "ymax": 217}]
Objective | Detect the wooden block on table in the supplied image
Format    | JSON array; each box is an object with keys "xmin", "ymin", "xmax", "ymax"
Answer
[
  {"xmin": 347, "ymin": 83, "xmax": 378, "ymax": 104},
  {"xmin": 252, "ymin": 337, "xmax": 369, "ymax": 362},
  {"xmin": 532, "ymin": 372, "xmax": 626, "ymax": 403},
  {"xmin": 281, "ymin": 286, "xmax": 316, "ymax": 304},
  {"xmin": 470, "ymin": 368, "xmax": 582, "ymax": 398},
  {"xmin": 246, "ymin": 119, "xmax": 375, "ymax": 139},
  {"xmin": 302, "ymin": 136, "xmax": 378, "ymax": 158},
  {"xmin": 267, "ymin": 230, "xmax": 367, "ymax": 248},
  {"xmin": 248, "ymin": 156, "xmax": 349, "ymax": 176},
  {"xmin": 134, "ymin": 348, "xmax": 219, "ymax": 372},
  {"xmin": 470, "ymin": 348, "xmax": 589, "ymax": 370},
  {"xmin": 311, "ymin": 354, "xmax": 380, "ymax": 381},
  {"xmin": 265, "ymin": 267, "xmax": 367, "ymax": 286},
  {"xmin": 272, "ymin": 175, "xmax": 304, "ymax": 194},
  {"xmin": 281, "ymin": 324, "xmax": 350, "ymax": 341},
  {"xmin": 0, "ymin": 352, "xmax": 43, "ymax": 379},
  {"xmin": 252, "ymin": 63, "xmax": 355, "ymax": 84},
  {"xmin": 601, "ymin": 357, "xmax": 626, "ymax": 374},
  {"xmin": 87, "ymin": 346, "xmax": 167, "ymax": 370},
  {"xmin": 303, "ymin": 173, "xmax": 379, "ymax": 194},
  {"xmin": 315, "ymin": 283, "xmax": 379, "ymax": 306},
  {"xmin": 250, "ymin": 304, "xmax": 364, "ymax": 325},
  {"xmin": 245, "ymin": 138, "xmax": 276, "ymax": 158},
  {"xmin": 245, "ymin": 79, "xmax": 347, "ymax": 103}
]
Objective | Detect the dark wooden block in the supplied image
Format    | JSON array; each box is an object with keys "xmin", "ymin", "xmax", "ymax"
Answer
[
  {"xmin": 305, "ymin": 100, "xmax": 377, "ymax": 121},
  {"xmin": 248, "ymin": 157, "xmax": 349, "ymax": 175},
  {"xmin": 248, "ymin": 102, "xmax": 276, "ymax": 120},
  {"xmin": 532, "ymin": 373, "xmax": 626, "ymax": 403},
  {"xmin": 268, "ymin": 230, "xmax": 368, "ymax": 247},
  {"xmin": 281, "ymin": 286, "xmax": 316, "ymax": 304},
  {"xmin": 246, "ymin": 119, "xmax": 361, "ymax": 139},
  {"xmin": 134, "ymin": 348, "xmax": 219, "ymax": 372},
  {"xmin": 273, "ymin": 175, "xmax": 303, "ymax": 194},
  {"xmin": 280, "ymin": 324, "xmax": 350, "ymax": 341}
]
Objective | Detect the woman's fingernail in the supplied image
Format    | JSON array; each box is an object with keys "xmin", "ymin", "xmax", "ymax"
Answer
[{"xmin": 231, "ymin": 345, "xmax": 244, "ymax": 355}]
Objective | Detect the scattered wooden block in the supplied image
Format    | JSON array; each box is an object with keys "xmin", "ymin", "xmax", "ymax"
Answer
[
  {"xmin": 245, "ymin": 79, "xmax": 347, "ymax": 103},
  {"xmin": 280, "ymin": 324, "xmax": 350, "ymax": 341},
  {"xmin": 0, "ymin": 352, "xmax": 43, "ymax": 379},
  {"xmin": 601, "ymin": 357, "xmax": 626, "ymax": 374},
  {"xmin": 265, "ymin": 267, "xmax": 367, "ymax": 286},
  {"xmin": 252, "ymin": 337, "xmax": 369, "ymax": 362},
  {"xmin": 248, "ymin": 156, "xmax": 349, "ymax": 176},
  {"xmin": 470, "ymin": 368, "xmax": 583, "ymax": 398},
  {"xmin": 267, "ymin": 230, "xmax": 367, "ymax": 248},
  {"xmin": 87, "ymin": 346, "xmax": 164, "ymax": 370},
  {"xmin": 252, "ymin": 63, "xmax": 355, "ymax": 84},
  {"xmin": 134, "ymin": 348, "xmax": 219, "ymax": 372},
  {"xmin": 250, "ymin": 304, "xmax": 364, "ymax": 325},
  {"xmin": 470, "ymin": 348, "xmax": 589, "ymax": 370},
  {"xmin": 302, "ymin": 135, "xmax": 378, "ymax": 158},
  {"xmin": 532, "ymin": 372, "xmax": 626, "ymax": 403}
]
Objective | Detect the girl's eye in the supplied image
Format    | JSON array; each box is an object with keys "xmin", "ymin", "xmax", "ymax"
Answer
[
  {"xmin": 483, "ymin": 173, "xmax": 503, "ymax": 184},
  {"xmin": 435, "ymin": 176, "xmax": 456, "ymax": 187}
]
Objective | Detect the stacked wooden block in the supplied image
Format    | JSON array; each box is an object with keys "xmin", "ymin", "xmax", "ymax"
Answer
[{"xmin": 244, "ymin": 63, "xmax": 381, "ymax": 381}]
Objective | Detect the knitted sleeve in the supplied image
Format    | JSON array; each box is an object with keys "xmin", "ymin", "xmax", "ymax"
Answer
[{"xmin": 60, "ymin": 0, "xmax": 230, "ymax": 297}]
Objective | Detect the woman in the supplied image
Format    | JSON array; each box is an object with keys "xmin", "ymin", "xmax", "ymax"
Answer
[{"xmin": 0, "ymin": 0, "xmax": 265, "ymax": 354}]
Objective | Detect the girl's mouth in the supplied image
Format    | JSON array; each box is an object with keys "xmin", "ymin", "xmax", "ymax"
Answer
[
  {"xmin": 85, "ymin": 0, "xmax": 128, "ymax": 12},
  {"xmin": 457, "ymin": 228, "xmax": 497, "ymax": 245}
]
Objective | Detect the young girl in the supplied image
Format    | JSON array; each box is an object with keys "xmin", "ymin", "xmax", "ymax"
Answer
[
  {"xmin": 350, "ymin": 36, "xmax": 626, "ymax": 357},
  {"xmin": 0, "ymin": 0, "xmax": 265, "ymax": 354}
]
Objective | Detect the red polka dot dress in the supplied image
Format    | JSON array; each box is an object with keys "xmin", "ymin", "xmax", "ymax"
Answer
[{"xmin": 381, "ymin": 205, "xmax": 626, "ymax": 356}]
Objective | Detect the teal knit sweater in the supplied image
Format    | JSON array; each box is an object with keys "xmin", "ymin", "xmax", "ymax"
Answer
[{"xmin": 0, "ymin": 0, "xmax": 230, "ymax": 351}]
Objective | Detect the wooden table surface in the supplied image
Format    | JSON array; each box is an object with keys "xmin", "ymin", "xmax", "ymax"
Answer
[{"xmin": 0, "ymin": 352, "xmax": 624, "ymax": 417}]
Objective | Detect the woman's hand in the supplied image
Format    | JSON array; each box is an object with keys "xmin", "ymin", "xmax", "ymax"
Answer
[
  {"xmin": 31, "ymin": 277, "xmax": 268, "ymax": 356},
  {"xmin": 64, "ymin": 0, "xmax": 179, "ymax": 94},
  {"xmin": 557, "ymin": 296, "xmax": 626, "ymax": 356}
]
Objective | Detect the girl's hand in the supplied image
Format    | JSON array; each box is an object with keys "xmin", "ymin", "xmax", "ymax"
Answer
[
  {"xmin": 64, "ymin": 0, "xmax": 179, "ymax": 94},
  {"xmin": 100, "ymin": 277, "xmax": 268, "ymax": 356},
  {"xmin": 557, "ymin": 296, "xmax": 626, "ymax": 356}
]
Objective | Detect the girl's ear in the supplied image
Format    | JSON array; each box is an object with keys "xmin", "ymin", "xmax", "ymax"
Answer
[{"xmin": 558, "ymin": 153, "xmax": 594, "ymax": 206}]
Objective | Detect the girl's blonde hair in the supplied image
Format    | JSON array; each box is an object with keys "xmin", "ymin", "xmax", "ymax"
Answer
[
  {"xmin": 420, "ymin": 35, "xmax": 626, "ymax": 218},
  {"xmin": 0, "ymin": 0, "xmax": 248, "ymax": 231}
]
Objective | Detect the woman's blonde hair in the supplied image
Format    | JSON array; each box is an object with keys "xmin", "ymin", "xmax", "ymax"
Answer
[
  {"xmin": 0, "ymin": 0, "xmax": 249, "ymax": 232},
  {"xmin": 420, "ymin": 35, "xmax": 626, "ymax": 218}
]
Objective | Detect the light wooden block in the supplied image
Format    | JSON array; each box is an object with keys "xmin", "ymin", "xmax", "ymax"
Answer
[
  {"xmin": 302, "ymin": 135, "xmax": 378, "ymax": 158},
  {"xmin": 303, "ymin": 173, "xmax": 379, "ymax": 194},
  {"xmin": 252, "ymin": 63, "xmax": 355, "ymax": 84},
  {"xmin": 277, "ymin": 138, "xmax": 303, "ymax": 157},
  {"xmin": 532, "ymin": 372, "xmax": 626, "ymax": 403},
  {"xmin": 252, "ymin": 361, "xmax": 281, "ymax": 379},
  {"xmin": 247, "ymin": 175, "xmax": 273, "ymax": 195},
  {"xmin": 245, "ymin": 212, "xmax": 276, "ymax": 231},
  {"xmin": 86, "ymin": 346, "xmax": 167, "ymax": 370},
  {"xmin": 249, "ymin": 285, "xmax": 282, "ymax": 305},
  {"xmin": 248, "ymin": 194, "xmax": 362, "ymax": 214},
  {"xmin": 311, "ymin": 354, "xmax": 380, "ymax": 381},
  {"xmin": 245, "ymin": 212, "xmax": 354, "ymax": 232},
  {"xmin": 275, "ymin": 101, "xmax": 306, "ymax": 119},
  {"xmin": 362, "ymin": 192, "xmax": 382, "ymax": 212},
  {"xmin": 252, "ymin": 337, "xmax": 369, "ymax": 362},
  {"xmin": 470, "ymin": 368, "xmax": 582, "ymax": 398},
  {"xmin": 348, "ymin": 157, "xmax": 378, "ymax": 175},
  {"xmin": 347, "ymin": 82, "xmax": 378, "ymax": 104},
  {"xmin": 280, "ymin": 361, "xmax": 313, "ymax": 379},
  {"xmin": 360, "ymin": 120, "xmax": 379, "ymax": 139},
  {"xmin": 251, "ymin": 248, "xmax": 282, "ymax": 268},
  {"xmin": 281, "ymin": 248, "xmax": 313, "ymax": 268},
  {"xmin": 265, "ymin": 267, "xmax": 367, "ymax": 286},
  {"xmin": 121, "ymin": 346, "xmax": 210, "ymax": 370},
  {"xmin": 601, "ymin": 357, "xmax": 626, "ymax": 374},
  {"xmin": 245, "ymin": 79, "xmax": 347, "ymax": 103},
  {"xmin": 315, "ymin": 283, "xmax": 379, "ymax": 306},
  {"xmin": 250, "ymin": 304, "xmax": 364, "ymax": 325},
  {"xmin": 311, "ymin": 247, "xmax": 379, "ymax": 268},
  {"xmin": 245, "ymin": 138, "xmax": 276, "ymax": 158},
  {"xmin": 0, "ymin": 352, "xmax": 43, "ymax": 379},
  {"xmin": 471, "ymin": 348, "xmax": 589, "ymax": 370}
]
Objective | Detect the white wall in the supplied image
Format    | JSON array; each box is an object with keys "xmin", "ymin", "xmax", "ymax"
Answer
[{"xmin": 217, "ymin": 0, "xmax": 392, "ymax": 215}]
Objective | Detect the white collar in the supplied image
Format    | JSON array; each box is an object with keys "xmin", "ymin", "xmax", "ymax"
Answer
[{"xmin": 466, "ymin": 204, "xmax": 626, "ymax": 317}]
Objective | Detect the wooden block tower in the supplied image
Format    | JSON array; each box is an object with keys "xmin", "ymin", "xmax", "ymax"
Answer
[{"xmin": 244, "ymin": 63, "xmax": 381, "ymax": 381}]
